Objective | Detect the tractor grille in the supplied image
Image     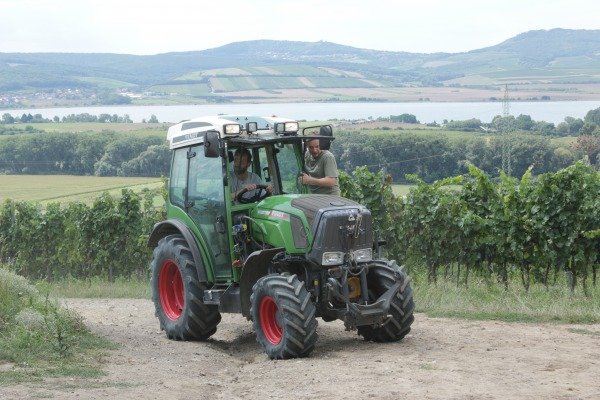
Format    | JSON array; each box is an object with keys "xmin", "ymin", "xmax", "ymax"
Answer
[{"xmin": 307, "ymin": 206, "xmax": 373, "ymax": 266}]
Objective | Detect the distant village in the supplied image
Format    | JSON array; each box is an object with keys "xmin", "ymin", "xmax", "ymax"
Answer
[{"xmin": 0, "ymin": 88, "xmax": 149, "ymax": 109}]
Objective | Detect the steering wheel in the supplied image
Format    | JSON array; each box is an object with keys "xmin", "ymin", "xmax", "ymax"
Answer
[{"xmin": 236, "ymin": 184, "xmax": 271, "ymax": 204}]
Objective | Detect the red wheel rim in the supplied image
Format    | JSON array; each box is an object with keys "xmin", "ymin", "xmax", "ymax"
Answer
[
  {"xmin": 259, "ymin": 296, "xmax": 282, "ymax": 345},
  {"xmin": 159, "ymin": 260, "xmax": 184, "ymax": 320}
]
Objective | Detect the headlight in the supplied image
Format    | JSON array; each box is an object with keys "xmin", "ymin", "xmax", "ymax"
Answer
[
  {"xmin": 322, "ymin": 251, "xmax": 344, "ymax": 266},
  {"xmin": 224, "ymin": 124, "xmax": 241, "ymax": 135},
  {"xmin": 353, "ymin": 248, "xmax": 372, "ymax": 263},
  {"xmin": 274, "ymin": 121, "xmax": 299, "ymax": 135}
]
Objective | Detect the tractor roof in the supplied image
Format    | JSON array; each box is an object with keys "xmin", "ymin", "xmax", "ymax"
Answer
[{"xmin": 167, "ymin": 115, "xmax": 303, "ymax": 150}]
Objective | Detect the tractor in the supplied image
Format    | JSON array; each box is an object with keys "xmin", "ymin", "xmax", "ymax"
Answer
[{"xmin": 148, "ymin": 115, "xmax": 414, "ymax": 359}]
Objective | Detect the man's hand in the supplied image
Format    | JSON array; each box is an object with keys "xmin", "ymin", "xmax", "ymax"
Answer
[{"xmin": 300, "ymin": 173, "xmax": 310, "ymax": 185}]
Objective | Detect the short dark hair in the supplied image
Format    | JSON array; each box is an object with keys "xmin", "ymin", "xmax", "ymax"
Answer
[{"xmin": 234, "ymin": 148, "xmax": 252, "ymax": 162}]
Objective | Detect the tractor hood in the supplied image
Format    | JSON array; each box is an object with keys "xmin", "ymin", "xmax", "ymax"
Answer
[{"xmin": 251, "ymin": 195, "xmax": 373, "ymax": 264}]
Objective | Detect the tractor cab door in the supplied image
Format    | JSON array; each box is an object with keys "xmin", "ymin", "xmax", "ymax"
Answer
[{"xmin": 186, "ymin": 145, "xmax": 231, "ymax": 279}]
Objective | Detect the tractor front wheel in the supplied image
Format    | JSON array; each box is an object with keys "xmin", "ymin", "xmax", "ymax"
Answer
[
  {"xmin": 250, "ymin": 274, "xmax": 318, "ymax": 359},
  {"xmin": 151, "ymin": 234, "xmax": 221, "ymax": 341},
  {"xmin": 357, "ymin": 260, "xmax": 415, "ymax": 342}
]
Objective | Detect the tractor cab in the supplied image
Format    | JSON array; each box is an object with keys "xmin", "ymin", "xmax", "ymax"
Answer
[{"xmin": 161, "ymin": 115, "xmax": 333, "ymax": 282}]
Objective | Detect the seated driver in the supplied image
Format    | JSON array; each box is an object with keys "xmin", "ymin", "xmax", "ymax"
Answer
[{"xmin": 231, "ymin": 148, "xmax": 272, "ymax": 202}]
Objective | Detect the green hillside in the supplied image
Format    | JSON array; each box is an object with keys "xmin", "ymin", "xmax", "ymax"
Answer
[{"xmin": 1, "ymin": 28, "xmax": 599, "ymax": 105}]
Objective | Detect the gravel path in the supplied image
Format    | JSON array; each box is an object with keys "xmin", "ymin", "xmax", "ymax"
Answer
[{"xmin": 2, "ymin": 298, "xmax": 599, "ymax": 399}]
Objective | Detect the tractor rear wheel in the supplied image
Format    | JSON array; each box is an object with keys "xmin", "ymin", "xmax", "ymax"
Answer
[
  {"xmin": 151, "ymin": 234, "xmax": 221, "ymax": 340},
  {"xmin": 250, "ymin": 274, "xmax": 318, "ymax": 359},
  {"xmin": 357, "ymin": 260, "xmax": 414, "ymax": 342}
]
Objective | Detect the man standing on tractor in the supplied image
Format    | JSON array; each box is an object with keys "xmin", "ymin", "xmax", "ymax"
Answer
[
  {"xmin": 232, "ymin": 148, "xmax": 272, "ymax": 202},
  {"xmin": 300, "ymin": 137, "xmax": 341, "ymax": 196}
]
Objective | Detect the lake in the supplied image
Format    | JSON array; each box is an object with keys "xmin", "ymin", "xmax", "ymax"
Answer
[{"xmin": 3, "ymin": 100, "xmax": 600, "ymax": 124}]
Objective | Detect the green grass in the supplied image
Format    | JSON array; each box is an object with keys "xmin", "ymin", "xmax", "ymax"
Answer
[
  {"xmin": 413, "ymin": 277, "xmax": 600, "ymax": 324},
  {"xmin": 391, "ymin": 184, "xmax": 461, "ymax": 197},
  {"xmin": 148, "ymin": 83, "xmax": 212, "ymax": 96},
  {"xmin": 391, "ymin": 184, "xmax": 414, "ymax": 196},
  {"xmin": 40, "ymin": 276, "xmax": 151, "ymax": 299},
  {"xmin": 28, "ymin": 122, "xmax": 168, "ymax": 135},
  {"xmin": 41, "ymin": 273, "xmax": 600, "ymax": 324},
  {"xmin": 0, "ymin": 175, "xmax": 163, "ymax": 204},
  {"xmin": 0, "ymin": 267, "xmax": 116, "ymax": 385}
]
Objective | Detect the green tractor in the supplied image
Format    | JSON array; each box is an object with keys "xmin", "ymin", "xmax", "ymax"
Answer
[{"xmin": 148, "ymin": 115, "xmax": 414, "ymax": 359}]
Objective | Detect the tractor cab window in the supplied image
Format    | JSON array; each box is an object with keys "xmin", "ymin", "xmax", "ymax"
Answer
[
  {"xmin": 275, "ymin": 143, "xmax": 303, "ymax": 194},
  {"xmin": 169, "ymin": 148, "xmax": 187, "ymax": 208}
]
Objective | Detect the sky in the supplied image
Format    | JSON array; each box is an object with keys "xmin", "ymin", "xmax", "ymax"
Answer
[{"xmin": 1, "ymin": 0, "xmax": 599, "ymax": 55}]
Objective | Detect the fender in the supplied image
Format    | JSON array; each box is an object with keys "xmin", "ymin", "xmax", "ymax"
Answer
[
  {"xmin": 148, "ymin": 219, "xmax": 208, "ymax": 283},
  {"xmin": 239, "ymin": 247, "xmax": 284, "ymax": 318}
]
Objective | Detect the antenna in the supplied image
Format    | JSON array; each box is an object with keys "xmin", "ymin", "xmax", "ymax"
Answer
[{"xmin": 502, "ymin": 84, "xmax": 510, "ymax": 117}]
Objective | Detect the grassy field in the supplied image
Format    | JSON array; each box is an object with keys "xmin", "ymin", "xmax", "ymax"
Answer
[
  {"xmin": 0, "ymin": 178, "xmax": 437, "ymax": 204},
  {"xmin": 391, "ymin": 184, "xmax": 414, "ymax": 196},
  {"xmin": 0, "ymin": 175, "xmax": 163, "ymax": 204},
  {"xmin": 42, "ymin": 275, "xmax": 600, "ymax": 324},
  {"xmin": 24, "ymin": 122, "xmax": 168, "ymax": 135}
]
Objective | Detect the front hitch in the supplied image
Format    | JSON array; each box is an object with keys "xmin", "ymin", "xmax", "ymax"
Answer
[{"xmin": 324, "ymin": 265, "xmax": 402, "ymax": 330}]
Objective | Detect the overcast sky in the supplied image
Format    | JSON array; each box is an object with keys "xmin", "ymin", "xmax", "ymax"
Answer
[{"xmin": 1, "ymin": 0, "xmax": 599, "ymax": 55}]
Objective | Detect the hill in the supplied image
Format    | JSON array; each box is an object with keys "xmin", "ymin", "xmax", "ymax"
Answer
[{"xmin": 1, "ymin": 28, "xmax": 600, "ymax": 106}]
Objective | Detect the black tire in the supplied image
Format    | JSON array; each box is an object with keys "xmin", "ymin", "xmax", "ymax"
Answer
[
  {"xmin": 357, "ymin": 260, "xmax": 415, "ymax": 342},
  {"xmin": 250, "ymin": 274, "xmax": 318, "ymax": 359},
  {"xmin": 151, "ymin": 234, "xmax": 221, "ymax": 341}
]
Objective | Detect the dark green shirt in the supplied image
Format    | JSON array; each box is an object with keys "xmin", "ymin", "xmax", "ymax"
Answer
[{"xmin": 304, "ymin": 150, "xmax": 340, "ymax": 196}]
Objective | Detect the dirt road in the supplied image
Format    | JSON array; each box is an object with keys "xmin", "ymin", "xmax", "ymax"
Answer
[{"xmin": 2, "ymin": 298, "xmax": 600, "ymax": 399}]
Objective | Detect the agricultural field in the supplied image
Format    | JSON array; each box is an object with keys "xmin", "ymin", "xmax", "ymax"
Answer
[
  {"xmin": 26, "ymin": 122, "xmax": 168, "ymax": 135},
  {"xmin": 0, "ymin": 175, "xmax": 163, "ymax": 204}
]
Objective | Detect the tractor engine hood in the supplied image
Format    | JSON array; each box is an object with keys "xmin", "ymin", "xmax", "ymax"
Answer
[{"xmin": 251, "ymin": 195, "xmax": 373, "ymax": 265}]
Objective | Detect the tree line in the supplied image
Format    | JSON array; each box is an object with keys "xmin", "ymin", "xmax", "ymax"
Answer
[
  {"xmin": 0, "ymin": 125, "xmax": 595, "ymax": 181},
  {"xmin": 0, "ymin": 131, "xmax": 169, "ymax": 176},
  {"xmin": 2, "ymin": 108, "xmax": 600, "ymax": 181},
  {"xmin": 333, "ymin": 107, "xmax": 600, "ymax": 183},
  {"xmin": 1, "ymin": 112, "xmax": 152, "ymax": 124}
]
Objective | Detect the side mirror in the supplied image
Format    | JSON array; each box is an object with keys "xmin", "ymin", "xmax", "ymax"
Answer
[
  {"xmin": 204, "ymin": 130, "xmax": 220, "ymax": 158},
  {"xmin": 319, "ymin": 125, "xmax": 333, "ymax": 151}
]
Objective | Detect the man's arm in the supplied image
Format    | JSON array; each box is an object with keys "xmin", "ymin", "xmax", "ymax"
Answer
[{"xmin": 301, "ymin": 173, "xmax": 336, "ymax": 187}]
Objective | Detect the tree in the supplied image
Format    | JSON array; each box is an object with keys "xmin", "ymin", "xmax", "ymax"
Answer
[
  {"xmin": 2, "ymin": 113, "xmax": 14, "ymax": 124},
  {"xmin": 533, "ymin": 121, "xmax": 556, "ymax": 136},
  {"xmin": 584, "ymin": 107, "xmax": 600, "ymax": 126},
  {"xmin": 390, "ymin": 114, "xmax": 418, "ymax": 124},
  {"xmin": 148, "ymin": 114, "xmax": 159, "ymax": 123},
  {"xmin": 515, "ymin": 114, "xmax": 534, "ymax": 131},
  {"xmin": 574, "ymin": 135, "xmax": 600, "ymax": 165},
  {"xmin": 580, "ymin": 122, "xmax": 600, "ymax": 136},
  {"xmin": 564, "ymin": 117, "xmax": 584, "ymax": 134}
]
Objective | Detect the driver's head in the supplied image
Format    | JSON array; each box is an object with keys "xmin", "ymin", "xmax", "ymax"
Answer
[
  {"xmin": 306, "ymin": 138, "xmax": 321, "ymax": 158},
  {"xmin": 233, "ymin": 148, "xmax": 252, "ymax": 176}
]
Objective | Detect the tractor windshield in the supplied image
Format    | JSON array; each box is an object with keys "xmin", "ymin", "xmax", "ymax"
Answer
[{"xmin": 227, "ymin": 142, "xmax": 304, "ymax": 198}]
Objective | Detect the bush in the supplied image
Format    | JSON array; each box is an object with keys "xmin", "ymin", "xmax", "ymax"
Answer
[{"xmin": 0, "ymin": 267, "xmax": 90, "ymax": 362}]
